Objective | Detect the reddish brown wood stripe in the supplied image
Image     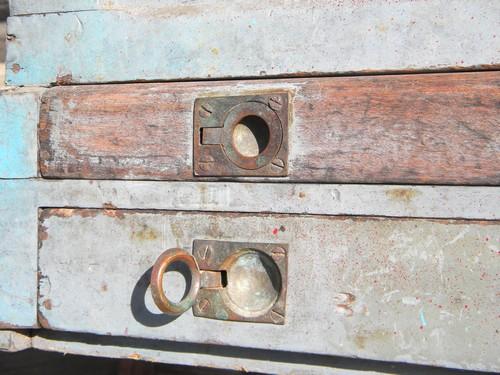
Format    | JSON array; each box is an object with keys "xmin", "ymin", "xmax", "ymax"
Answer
[{"xmin": 39, "ymin": 72, "xmax": 500, "ymax": 184}]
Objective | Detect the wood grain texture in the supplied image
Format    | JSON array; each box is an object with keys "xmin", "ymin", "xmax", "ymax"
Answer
[
  {"xmin": 2, "ymin": 178, "xmax": 496, "ymax": 329},
  {"xmin": 38, "ymin": 209, "xmax": 500, "ymax": 371},
  {"xmin": 6, "ymin": 0, "xmax": 500, "ymax": 85},
  {"xmin": 39, "ymin": 72, "xmax": 500, "ymax": 184},
  {"xmin": 32, "ymin": 332, "xmax": 465, "ymax": 375}
]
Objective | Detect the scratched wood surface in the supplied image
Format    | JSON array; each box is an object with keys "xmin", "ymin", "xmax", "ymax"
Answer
[
  {"xmin": 31, "ymin": 332, "xmax": 472, "ymax": 375},
  {"xmin": 39, "ymin": 72, "xmax": 500, "ymax": 184},
  {"xmin": 38, "ymin": 209, "xmax": 500, "ymax": 371},
  {"xmin": 0, "ymin": 331, "xmax": 31, "ymax": 352},
  {"xmin": 3, "ymin": 179, "xmax": 497, "ymax": 329},
  {"xmin": 6, "ymin": 0, "xmax": 500, "ymax": 85}
]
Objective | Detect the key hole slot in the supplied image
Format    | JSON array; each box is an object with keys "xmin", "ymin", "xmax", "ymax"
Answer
[{"xmin": 221, "ymin": 270, "xmax": 228, "ymax": 288}]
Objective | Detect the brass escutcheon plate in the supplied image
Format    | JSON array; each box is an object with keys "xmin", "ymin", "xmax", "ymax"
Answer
[
  {"xmin": 192, "ymin": 240, "xmax": 288, "ymax": 324},
  {"xmin": 193, "ymin": 93, "xmax": 289, "ymax": 177}
]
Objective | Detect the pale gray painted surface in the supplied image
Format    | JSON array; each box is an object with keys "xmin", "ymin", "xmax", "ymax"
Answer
[
  {"xmin": 30, "ymin": 333, "xmax": 403, "ymax": 374},
  {"xmin": 0, "ymin": 180, "xmax": 38, "ymax": 327},
  {"xmin": 38, "ymin": 210, "xmax": 500, "ymax": 371},
  {"xmin": 6, "ymin": 0, "xmax": 500, "ymax": 85},
  {"xmin": 2, "ymin": 178, "xmax": 499, "ymax": 327},
  {"xmin": 14, "ymin": 179, "xmax": 500, "ymax": 219},
  {"xmin": 10, "ymin": 0, "xmax": 190, "ymax": 15}
]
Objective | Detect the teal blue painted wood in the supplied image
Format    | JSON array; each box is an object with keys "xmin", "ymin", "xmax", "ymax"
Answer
[
  {"xmin": 6, "ymin": 0, "xmax": 500, "ymax": 86},
  {"xmin": 0, "ymin": 88, "xmax": 43, "ymax": 178},
  {"xmin": 10, "ymin": 0, "xmax": 99, "ymax": 15},
  {"xmin": 0, "ymin": 180, "xmax": 38, "ymax": 328}
]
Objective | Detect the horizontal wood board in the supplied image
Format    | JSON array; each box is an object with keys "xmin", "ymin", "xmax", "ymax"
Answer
[
  {"xmin": 38, "ymin": 209, "xmax": 500, "ymax": 371},
  {"xmin": 6, "ymin": 0, "xmax": 500, "ymax": 85},
  {"xmin": 0, "ymin": 331, "xmax": 31, "ymax": 352},
  {"xmin": 39, "ymin": 72, "xmax": 500, "ymax": 184},
  {"xmin": 2, "ymin": 178, "xmax": 498, "ymax": 329},
  {"xmin": 31, "ymin": 332, "xmax": 476, "ymax": 375}
]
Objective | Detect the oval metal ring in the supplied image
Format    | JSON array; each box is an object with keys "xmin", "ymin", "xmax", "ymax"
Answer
[
  {"xmin": 221, "ymin": 101, "xmax": 283, "ymax": 170},
  {"xmin": 150, "ymin": 248, "xmax": 201, "ymax": 316}
]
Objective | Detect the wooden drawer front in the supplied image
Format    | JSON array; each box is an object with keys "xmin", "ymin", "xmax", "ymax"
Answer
[
  {"xmin": 39, "ymin": 72, "xmax": 500, "ymax": 184},
  {"xmin": 6, "ymin": 0, "xmax": 499, "ymax": 86},
  {"xmin": 38, "ymin": 208, "xmax": 499, "ymax": 371}
]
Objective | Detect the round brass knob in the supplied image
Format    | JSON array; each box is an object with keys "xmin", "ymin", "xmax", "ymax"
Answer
[{"xmin": 150, "ymin": 248, "xmax": 200, "ymax": 316}]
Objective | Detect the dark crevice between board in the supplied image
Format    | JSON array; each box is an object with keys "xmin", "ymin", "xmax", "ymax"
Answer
[
  {"xmin": 33, "ymin": 329, "xmax": 490, "ymax": 374},
  {"xmin": 44, "ymin": 66, "xmax": 500, "ymax": 88}
]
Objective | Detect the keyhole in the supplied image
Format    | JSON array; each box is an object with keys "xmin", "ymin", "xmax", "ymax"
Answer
[{"xmin": 232, "ymin": 116, "xmax": 270, "ymax": 157}]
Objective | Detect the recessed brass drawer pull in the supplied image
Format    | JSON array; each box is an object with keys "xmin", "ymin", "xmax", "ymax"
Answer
[
  {"xmin": 150, "ymin": 248, "xmax": 201, "ymax": 316},
  {"xmin": 150, "ymin": 240, "xmax": 288, "ymax": 324}
]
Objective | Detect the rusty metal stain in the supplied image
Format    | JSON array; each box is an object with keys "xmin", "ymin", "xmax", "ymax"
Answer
[
  {"xmin": 385, "ymin": 188, "xmax": 421, "ymax": 203},
  {"xmin": 103, "ymin": 209, "xmax": 125, "ymax": 219},
  {"xmin": 102, "ymin": 202, "xmax": 118, "ymax": 209},
  {"xmin": 55, "ymin": 73, "xmax": 74, "ymax": 85},
  {"xmin": 130, "ymin": 224, "xmax": 159, "ymax": 241},
  {"xmin": 11, "ymin": 64, "xmax": 21, "ymax": 74},
  {"xmin": 37, "ymin": 310, "xmax": 52, "ymax": 329},
  {"xmin": 42, "ymin": 299, "xmax": 52, "ymax": 310},
  {"xmin": 353, "ymin": 329, "xmax": 393, "ymax": 350},
  {"xmin": 41, "ymin": 208, "xmax": 99, "ymax": 219}
]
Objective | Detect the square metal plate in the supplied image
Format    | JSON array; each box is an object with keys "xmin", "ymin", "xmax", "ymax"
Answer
[
  {"xmin": 192, "ymin": 240, "xmax": 288, "ymax": 324},
  {"xmin": 193, "ymin": 93, "xmax": 289, "ymax": 177}
]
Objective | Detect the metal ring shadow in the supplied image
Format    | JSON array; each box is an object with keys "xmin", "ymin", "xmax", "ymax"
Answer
[{"xmin": 130, "ymin": 262, "xmax": 192, "ymax": 327}]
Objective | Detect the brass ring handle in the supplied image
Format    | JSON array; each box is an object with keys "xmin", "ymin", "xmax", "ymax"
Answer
[{"xmin": 150, "ymin": 248, "xmax": 201, "ymax": 316}]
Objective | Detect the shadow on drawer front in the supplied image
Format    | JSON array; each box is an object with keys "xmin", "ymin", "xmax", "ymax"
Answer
[{"xmin": 37, "ymin": 208, "xmax": 499, "ymax": 371}]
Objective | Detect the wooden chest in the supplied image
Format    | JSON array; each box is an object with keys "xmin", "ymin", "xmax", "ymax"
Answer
[{"xmin": 1, "ymin": 1, "xmax": 499, "ymax": 373}]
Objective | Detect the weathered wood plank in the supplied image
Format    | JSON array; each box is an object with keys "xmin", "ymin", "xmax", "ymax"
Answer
[
  {"xmin": 38, "ymin": 209, "xmax": 500, "ymax": 371},
  {"xmin": 6, "ymin": 1, "xmax": 500, "ymax": 85},
  {"xmin": 0, "ymin": 88, "xmax": 44, "ymax": 178},
  {"xmin": 31, "ymin": 180, "xmax": 500, "ymax": 220},
  {"xmin": 39, "ymin": 72, "xmax": 500, "ymax": 184},
  {"xmin": 31, "ymin": 332, "xmax": 465, "ymax": 375},
  {"xmin": 0, "ymin": 331, "xmax": 31, "ymax": 352},
  {"xmin": 10, "ymin": 0, "xmax": 98, "ymax": 15},
  {"xmin": 9, "ymin": 1, "xmax": 183, "ymax": 15},
  {"xmin": 2, "ymin": 178, "xmax": 497, "ymax": 328},
  {"xmin": 0, "ymin": 181, "xmax": 38, "ymax": 328}
]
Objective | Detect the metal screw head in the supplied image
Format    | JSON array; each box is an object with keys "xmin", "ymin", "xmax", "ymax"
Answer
[
  {"xmin": 268, "ymin": 96, "xmax": 283, "ymax": 111},
  {"xmin": 199, "ymin": 103, "xmax": 214, "ymax": 118},
  {"xmin": 271, "ymin": 158, "xmax": 285, "ymax": 169},
  {"xmin": 197, "ymin": 245, "xmax": 213, "ymax": 260},
  {"xmin": 270, "ymin": 246, "xmax": 286, "ymax": 262},
  {"xmin": 270, "ymin": 310, "xmax": 285, "ymax": 324},
  {"xmin": 197, "ymin": 298, "xmax": 211, "ymax": 313}
]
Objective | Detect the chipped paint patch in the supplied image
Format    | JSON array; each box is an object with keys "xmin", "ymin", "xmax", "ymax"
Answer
[
  {"xmin": 385, "ymin": 188, "xmax": 421, "ymax": 203},
  {"xmin": 334, "ymin": 292, "xmax": 356, "ymax": 316},
  {"xmin": 11, "ymin": 63, "xmax": 21, "ymax": 73},
  {"xmin": 131, "ymin": 224, "xmax": 160, "ymax": 241}
]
